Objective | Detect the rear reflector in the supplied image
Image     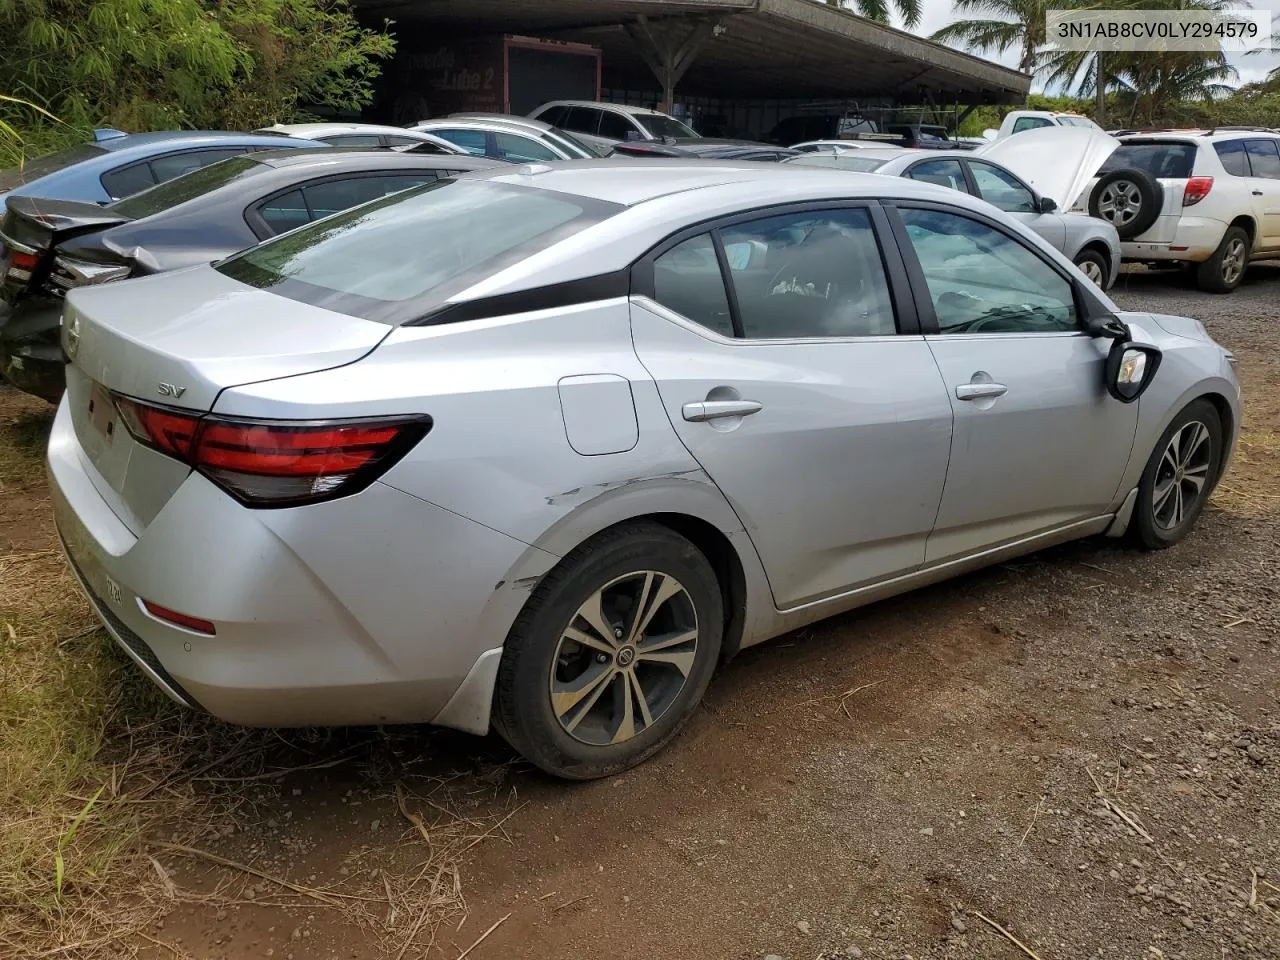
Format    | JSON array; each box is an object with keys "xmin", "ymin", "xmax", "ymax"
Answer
[
  {"xmin": 5, "ymin": 249, "xmax": 39, "ymax": 284},
  {"xmin": 142, "ymin": 599, "xmax": 217, "ymax": 635},
  {"xmin": 1183, "ymin": 177, "xmax": 1213, "ymax": 206},
  {"xmin": 111, "ymin": 394, "xmax": 430, "ymax": 507}
]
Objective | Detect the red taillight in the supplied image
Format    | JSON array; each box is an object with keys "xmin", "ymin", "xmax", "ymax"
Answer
[
  {"xmin": 111, "ymin": 394, "xmax": 430, "ymax": 507},
  {"xmin": 1183, "ymin": 177, "xmax": 1214, "ymax": 206},
  {"xmin": 142, "ymin": 599, "xmax": 216, "ymax": 635},
  {"xmin": 10, "ymin": 250, "xmax": 39, "ymax": 271}
]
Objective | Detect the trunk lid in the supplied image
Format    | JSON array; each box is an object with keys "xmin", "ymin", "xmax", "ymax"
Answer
[
  {"xmin": 63, "ymin": 264, "xmax": 393, "ymax": 530},
  {"xmin": 1, "ymin": 196, "xmax": 131, "ymax": 305}
]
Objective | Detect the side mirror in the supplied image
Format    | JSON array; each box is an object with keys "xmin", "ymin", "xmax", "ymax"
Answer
[
  {"xmin": 1084, "ymin": 312, "xmax": 1130, "ymax": 340},
  {"xmin": 1104, "ymin": 340, "xmax": 1162, "ymax": 403},
  {"xmin": 1037, "ymin": 196, "xmax": 1058, "ymax": 214}
]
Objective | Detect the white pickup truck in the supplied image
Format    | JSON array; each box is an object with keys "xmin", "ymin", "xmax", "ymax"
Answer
[{"xmin": 984, "ymin": 110, "xmax": 1104, "ymax": 141}]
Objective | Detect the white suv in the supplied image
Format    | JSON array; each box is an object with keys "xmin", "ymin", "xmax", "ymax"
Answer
[
  {"xmin": 1076, "ymin": 129, "xmax": 1280, "ymax": 293},
  {"xmin": 530, "ymin": 101, "xmax": 697, "ymax": 153}
]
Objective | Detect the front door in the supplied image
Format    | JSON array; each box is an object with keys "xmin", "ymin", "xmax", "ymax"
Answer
[
  {"xmin": 966, "ymin": 159, "xmax": 1068, "ymax": 251},
  {"xmin": 1244, "ymin": 138, "xmax": 1280, "ymax": 249},
  {"xmin": 629, "ymin": 206, "xmax": 954, "ymax": 608},
  {"xmin": 889, "ymin": 204, "xmax": 1138, "ymax": 564}
]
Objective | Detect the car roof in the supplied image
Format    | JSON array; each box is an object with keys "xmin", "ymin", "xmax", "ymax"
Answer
[
  {"xmin": 415, "ymin": 117, "xmax": 557, "ymax": 134},
  {"xmin": 259, "ymin": 123, "xmax": 434, "ymax": 138},
  {"xmin": 446, "ymin": 113, "xmax": 556, "ymax": 131},
  {"xmin": 94, "ymin": 131, "xmax": 318, "ymax": 153},
  {"xmin": 248, "ymin": 149, "xmax": 498, "ymax": 171},
  {"xmin": 539, "ymin": 100, "xmax": 670, "ymax": 117}
]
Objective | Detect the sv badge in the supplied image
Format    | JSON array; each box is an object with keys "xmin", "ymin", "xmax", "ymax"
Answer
[{"xmin": 157, "ymin": 382, "xmax": 187, "ymax": 399}]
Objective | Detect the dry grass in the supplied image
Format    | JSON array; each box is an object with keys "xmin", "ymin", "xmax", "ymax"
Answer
[{"xmin": 0, "ymin": 390, "xmax": 504, "ymax": 957}]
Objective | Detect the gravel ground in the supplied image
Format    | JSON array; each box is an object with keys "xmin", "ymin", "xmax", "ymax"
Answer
[{"xmin": 3, "ymin": 265, "xmax": 1277, "ymax": 960}]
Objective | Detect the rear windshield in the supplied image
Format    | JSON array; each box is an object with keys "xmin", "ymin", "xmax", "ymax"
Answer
[
  {"xmin": 109, "ymin": 155, "xmax": 264, "ymax": 218},
  {"xmin": 635, "ymin": 114, "xmax": 698, "ymax": 139},
  {"xmin": 787, "ymin": 155, "xmax": 888, "ymax": 173},
  {"xmin": 217, "ymin": 178, "xmax": 621, "ymax": 324},
  {"xmin": 0, "ymin": 142, "xmax": 107, "ymax": 191},
  {"xmin": 1103, "ymin": 141, "xmax": 1197, "ymax": 179}
]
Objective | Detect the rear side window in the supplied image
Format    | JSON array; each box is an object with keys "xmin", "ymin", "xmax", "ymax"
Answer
[
  {"xmin": 907, "ymin": 159, "xmax": 967, "ymax": 192},
  {"xmin": 150, "ymin": 148, "xmax": 249, "ymax": 183},
  {"xmin": 652, "ymin": 234, "xmax": 733, "ymax": 336},
  {"xmin": 101, "ymin": 162, "xmax": 157, "ymax": 199},
  {"xmin": 257, "ymin": 189, "xmax": 309, "ymax": 234},
  {"xmin": 1102, "ymin": 142, "xmax": 1196, "ymax": 179},
  {"xmin": 323, "ymin": 134, "xmax": 384, "ymax": 147},
  {"xmin": 1246, "ymin": 139, "xmax": 1280, "ymax": 179},
  {"xmin": 1216, "ymin": 139, "xmax": 1251, "ymax": 177},
  {"xmin": 539, "ymin": 106, "xmax": 568, "ymax": 126},
  {"xmin": 492, "ymin": 132, "xmax": 558, "ymax": 162},
  {"xmin": 598, "ymin": 110, "xmax": 635, "ymax": 140},
  {"xmin": 219, "ymin": 180, "xmax": 622, "ymax": 323},
  {"xmin": 787, "ymin": 155, "xmax": 888, "ymax": 173},
  {"xmin": 431, "ymin": 129, "xmax": 487, "ymax": 156},
  {"xmin": 1012, "ymin": 117, "xmax": 1053, "ymax": 133},
  {"xmin": 563, "ymin": 107, "xmax": 601, "ymax": 135}
]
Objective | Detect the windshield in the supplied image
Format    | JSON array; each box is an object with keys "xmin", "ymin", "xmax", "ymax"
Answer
[
  {"xmin": 636, "ymin": 114, "xmax": 698, "ymax": 139},
  {"xmin": 217, "ymin": 179, "xmax": 622, "ymax": 324},
  {"xmin": 109, "ymin": 155, "xmax": 264, "ymax": 218},
  {"xmin": 1103, "ymin": 141, "xmax": 1197, "ymax": 179},
  {"xmin": 787, "ymin": 155, "xmax": 888, "ymax": 172},
  {"xmin": 0, "ymin": 143, "xmax": 107, "ymax": 191}
]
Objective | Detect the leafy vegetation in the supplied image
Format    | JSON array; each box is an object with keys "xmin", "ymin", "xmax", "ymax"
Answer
[
  {"xmin": 0, "ymin": 0, "xmax": 395, "ymax": 160},
  {"xmin": 825, "ymin": 0, "xmax": 923, "ymax": 31}
]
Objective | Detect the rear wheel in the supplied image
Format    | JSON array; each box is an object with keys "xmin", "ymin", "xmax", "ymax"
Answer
[
  {"xmin": 1072, "ymin": 248, "xmax": 1109, "ymax": 288},
  {"xmin": 1129, "ymin": 400, "xmax": 1223, "ymax": 550},
  {"xmin": 493, "ymin": 522, "xmax": 723, "ymax": 780},
  {"xmin": 1195, "ymin": 226, "xmax": 1250, "ymax": 293}
]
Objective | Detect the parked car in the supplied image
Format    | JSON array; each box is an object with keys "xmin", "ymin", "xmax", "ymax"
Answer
[
  {"xmin": 612, "ymin": 138, "xmax": 800, "ymax": 162},
  {"xmin": 530, "ymin": 101, "xmax": 697, "ymax": 154},
  {"xmin": 984, "ymin": 110, "xmax": 1104, "ymax": 140},
  {"xmin": 881, "ymin": 122, "xmax": 960, "ymax": 150},
  {"xmin": 790, "ymin": 140, "xmax": 884, "ymax": 153},
  {"xmin": 1072, "ymin": 129, "xmax": 1280, "ymax": 292},
  {"xmin": 766, "ymin": 114, "xmax": 878, "ymax": 145},
  {"xmin": 0, "ymin": 150, "xmax": 498, "ymax": 400},
  {"xmin": 787, "ymin": 130, "xmax": 1122, "ymax": 288},
  {"xmin": 0, "ymin": 131, "xmax": 323, "ymax": 206},
  {"xmin": 49, "ymin": 161, "xmax": 1239, "ymax": 780},
  {"xmin": 440, "ymin": 113, "xmax": 607, "ymax": 156},
  {"xmin": 256, "ymin": 122, "xmax": 464, "ymax": 154},
  {"xmin": 407, "ymin": 116, "xmax": 596, "ymax": 161}
]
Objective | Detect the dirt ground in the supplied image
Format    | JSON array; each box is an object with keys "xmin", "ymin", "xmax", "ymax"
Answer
[{"xmin": 2, "ymin": 266, "xmax": 1277, "ymax": 960}]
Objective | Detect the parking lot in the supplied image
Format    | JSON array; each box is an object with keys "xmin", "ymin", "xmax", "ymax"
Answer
[{"xmin": 2, "ymin": 265, "xmax": 1277, "ymax": 960}]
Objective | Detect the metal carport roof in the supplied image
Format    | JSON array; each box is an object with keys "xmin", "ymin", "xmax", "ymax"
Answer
[{"xmin": 356, "ymin": 0, "xmax": 1032, "ymax": 103}]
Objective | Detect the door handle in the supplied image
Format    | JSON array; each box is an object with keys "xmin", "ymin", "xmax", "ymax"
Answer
[
  {"xmin": 1253, "ymin": 190, "xmax": 1264, "ymax": 196},
  {"xmin": 682, "ymin": 399, "xmax": 764, "ymax": 422},
  {"xmin": 955, "ymin": 382, "xmax": 1008, "ymax": 401}
]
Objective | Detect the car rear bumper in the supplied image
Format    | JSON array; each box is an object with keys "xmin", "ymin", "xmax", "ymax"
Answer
[
  {"xmin": 1122, "ymin": 216, "xmax": 1226, "ymax": 262},
  {"xmin": 47, "ymin": 399, "xmax": 545, "ymax": 730}
]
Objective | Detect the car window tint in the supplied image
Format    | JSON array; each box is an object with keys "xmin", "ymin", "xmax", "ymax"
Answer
[
  {"xmin": 303, "ymin": 175, "xmax": 437, "ymax": 220},
  {"xmin": 384, "ymin": 135, "xmax": 428, "ymax": 147},
  {"xmin": 906, "ymin": 159, "xmax": 967, "ymax": 192},
  {"xmin": 1245, "ymin": 139, "xmax": 1280, "ymax": 179},
  {"xmin": 597, "ymin": 110, "xmax": 634, "ymax": 140},
  {"xmin": 1102, "ymin": 142, "xmax": 1196, "ymax": 178},
  {"xmin": 539, "ymin": 106, "xmax": 568, "ymax": 126},
  {"xmin": 1012, "ymin": 117, "xmax": 1053, "ymax": 133},
  {"xmin": 493, "ymin": 132, "xmax": 558, "ymax": 162},
  {"xmin": 1215, "ymin": 139, "xmax": 1251, "ymax": 176},
  {"xmin": 321, "ymin": 134, "xmax": 383, "ymax": 147},
  {"xmin": 719, "ymin": 208, "xmax": 896, "ymax": 339},
  {"xmin": 652, "ymin": 234, "xmax": 733, "ymax": 337},
  {"xmin": 968, "ymin": 161, "xmax": 1036, "ymax": 213},
  {"xmin": 899, "ymin": 208, "xmax": 1077, "ymax": 335},
  {"xmin": 101, "ymin": 161, "xmax": 157, "ymax": 199},
  {"xmin": 150, "ymin": 148, "xmax": 248, "ymax": 184},
  {"xmin": 563, "ymin": 107, "xmax": 600, "ymax": 135},
  {"xmin": 110, "ymin": 155, "xmax": 263, "ymax": 218},
  {"xmin": 257, "ymin": 189, "xmax": 310, "ymax": 235},
  {"xmin": 431, "ymin": 128, "xmax": 488, "ymax": 156}
]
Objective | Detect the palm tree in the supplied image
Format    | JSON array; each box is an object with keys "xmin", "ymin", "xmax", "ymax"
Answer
[
  {"xmin": 824, "ymin": 0, "xmax": 923, "ymax": 31},
  {"xmin": 929, "ymin": 0, "xmax": 1047, "ymax": 75}
]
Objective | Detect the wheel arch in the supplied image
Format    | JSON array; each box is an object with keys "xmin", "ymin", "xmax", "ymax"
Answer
[{"xmin": 1228, "ymin": 214, "xmax": 1257, "ymax": 247}]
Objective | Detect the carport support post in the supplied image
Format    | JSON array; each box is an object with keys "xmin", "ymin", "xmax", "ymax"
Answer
[
  {"xmin": 1095, "ymin": 53, "xmax": 1106, "ymax": 128},
  {"xmin": 625, "ymin": 16, "xmax": 719, "ymax": 114}
]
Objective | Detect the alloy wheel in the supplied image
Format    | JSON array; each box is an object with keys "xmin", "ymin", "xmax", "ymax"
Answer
[
  {"xmin": 1221, "ymin": 237, "xmax": 1247, "ymax": 285},
  {"xmin": 549, "ymin": 571, "xmax": 699, "ymax": 746},
  {"xmin": 1098, "ymin": 180, "xmax": 1141, "ymax": 226},
  {"xmin": 1078, "ymin": 259, "xmax": 1104, "ymax": 286},
  {"xmin": 1152, "ymin": 420, "xmax": 1213, "ymax": 531}
]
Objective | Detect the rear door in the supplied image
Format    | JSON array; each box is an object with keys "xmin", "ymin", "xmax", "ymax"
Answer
[
  {"xmin": 888, "ymin": 202, "xmax": 1137, "ymax": 563},
  {"xmin": 1244, "ymin": 139, "xmax": 1280, "ymax": 248},
  {"xmin": 629, "ymin": 203, "xmax": 954, "ymax": 608}
]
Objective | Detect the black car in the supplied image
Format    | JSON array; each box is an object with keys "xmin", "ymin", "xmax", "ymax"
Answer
[
  {"xmin": 610, "ymin": 138, "xmax": 800, "ymax": 162},
  {"xmin": 0, "ymin": 149, "xmax": 499, "ymax": 400}
]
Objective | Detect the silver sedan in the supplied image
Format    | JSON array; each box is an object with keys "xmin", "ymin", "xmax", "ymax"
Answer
[{"xmin": 50, "ymin": 161, "xmax": 1240, "ymax": 779}]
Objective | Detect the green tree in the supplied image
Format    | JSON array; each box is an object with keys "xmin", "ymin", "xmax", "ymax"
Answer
[
  {"xmin": 930, "ymin": 0, "xmax": 1048, "ymax": 74},
  {"xmin": 0, "ymin": 0, "xmax": 394, "ymax": 158},
  {"xmin": 824, "ymin": 0, "xmax": 923, "ymax": 31}
]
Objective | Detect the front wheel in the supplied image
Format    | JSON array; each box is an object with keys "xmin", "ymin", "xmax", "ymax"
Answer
[
  {"xmin": 493, "ymin": 522, "xmax": 724, "ymax": 779},
  {"xmin": 1072, "ymin": 249, "xmax": 1110, "ymax": 288},
  {"xmin": 1129, "ymin": 400, "xmax": 1223, "ymax": 550}
]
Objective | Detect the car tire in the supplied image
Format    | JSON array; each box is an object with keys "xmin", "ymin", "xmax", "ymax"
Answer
[
  {"xmin": 1089, "ymin": 168, "xmax": 1163, "ymax": 239},
  {"xmin": 1128, "ymin": 399, "xmax": 1223, "ymax": 551},
  {"xmin": 1072, "ymin": 248, "xmax": 1110, "ymax": 288},
  {"xmin": 492, "ymin": 521, "xmax": 724, "ymax": 780},
  {"xmin": 1195, "ymin": 226, "xmax": 1250, "ymax": 294}
]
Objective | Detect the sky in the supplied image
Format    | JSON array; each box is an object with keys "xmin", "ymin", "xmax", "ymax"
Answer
[{"xmin": 907, "ymin": 0, "xmax": 1280, "ymax": 89}]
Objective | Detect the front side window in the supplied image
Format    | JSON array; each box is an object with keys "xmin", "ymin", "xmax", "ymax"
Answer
[
  {"xmin": 492, "ymin": 132, "xmax": 558, "ymax": 162},
  {"xmin": 220, "ymin": 179, "xmax": 621, "ymax": 324},
  {"xmin": 719, "ymin": 208, "xmax": 896, "ymax": 339},
  {"xmin": 652, "ymin": 234, "xmax": 733, "ymax": 337},
  {"xmin": 968, "ymin": 161, "xmax": 1036, "ymax": 213},
  {"xmin": 431, "ymin": 128, "xmax": 487, "ymax": 156},
  {"xmin": 1215, "ymin": 139, "xmax": 1251, "ymax": 177},
  {"xmin": 898, "ymin": 207, "xmax": 1077, "ymax": 335},
  {"xmin": 635, "ymin": 113, "xmax": 697, "ymax": 139},
  {"xmin": 906, "ymin": 159, "xmax": 968, "ymax": 192},
  {"xmin": 1245, "ymin": 139, "xmax": 1280, "ymax": 179}
]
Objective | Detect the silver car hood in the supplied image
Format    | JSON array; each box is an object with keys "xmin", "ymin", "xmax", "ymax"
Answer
[
  {"xmin": 976, "ymin": 127, "xmax": 1118, "ymax": 212},
  {"xmin": 63, "ymin": 264, "xmax": 391, "ymax": 411}
]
